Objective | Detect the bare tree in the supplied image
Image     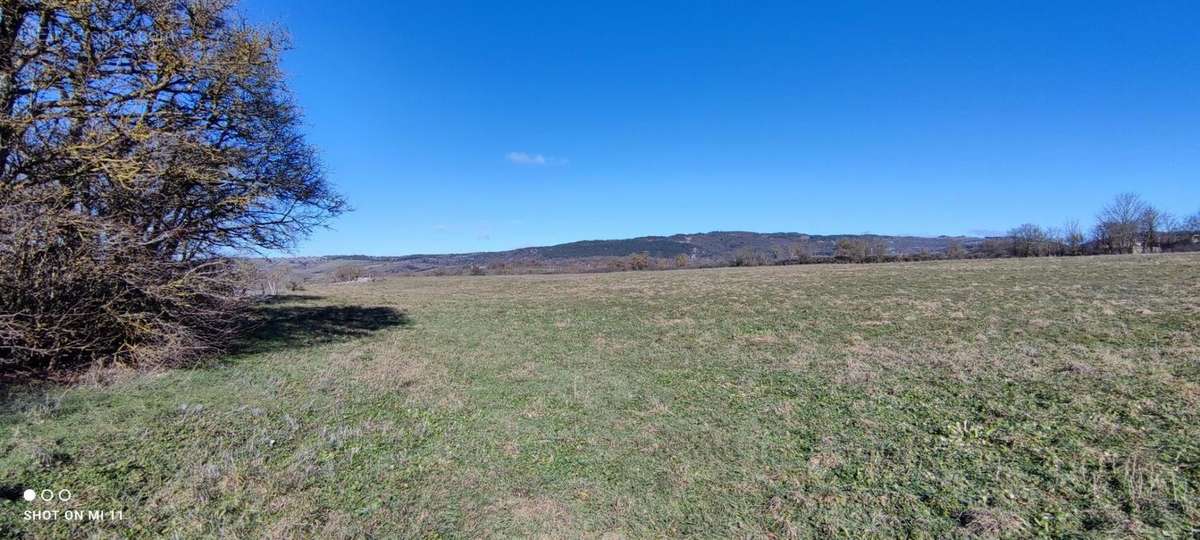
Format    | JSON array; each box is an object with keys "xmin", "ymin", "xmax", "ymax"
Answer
[
  {"xmin": 1094, "ymin": 193, "xmax": 1146, "ymax": 253},
  {"xmin": 1, "ymin": 0, "xmax": 345, "ymax": 375},
  {"xmin": 1062, "ymin": 220, "xmax": 1085, "ymax": 255},
  {"xmin": 865, "ymin": 238, "xmax": 890, "ymax": 261},
  {"xmin": 732, "ymin": 248, "xmax": 766, "ymax": 267},
  {"xmin": 1008, "ymin": 224, "xmax": 1051, "ymax": 257},
  {"xmin": 1156, "ymin": 212, "xmax": 1183, "ymax": 250},
  {"xmin": 980, "ymin": 238, "xmax": 1012, "ymax": 258},
  {"xmin": 332, "ymin": 265, "xmax": 364, "ymax": 282},
  {"xmin": 1051, "ymin": 232, "xmax": 1067, "ymax": 256},
  {"xmin": 1180, "ymin": 211, "xmax": 1200, "ymax": 248},
  {"xmin": 1138, "ymin": 205, "xmax": 1172, "ymax": 253},
  {"xmin": 835, "ymin": 238, "xmax": 868, "ymax": 262},
  {"xmin": 945, "ymin": 240, "xmax": 966, "ymax": 259},
  {"xmin": 1186, "ymin": 211, "xmax": 1200, "ymax": 232},
  {"xmin": 790, "ymin": 240, "xmax": 812, "ymax": 262}
]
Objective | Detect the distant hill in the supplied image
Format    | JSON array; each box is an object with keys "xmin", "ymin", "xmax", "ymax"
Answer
[{"xmin": 257, "ymin": 231, "xmax": 985, "ymax": 281}]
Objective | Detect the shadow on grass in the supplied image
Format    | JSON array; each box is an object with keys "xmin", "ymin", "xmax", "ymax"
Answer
[
  {"xmin": 253, "ymin": 293, "xmax": 326, "ymax": 305},
  {"xmin": 0, "ymin": 296, "xmax": 411, "ymax": 408},
  {"xmin": 231, "ymin": 296, "xmax": 412, "ymax": 355}
]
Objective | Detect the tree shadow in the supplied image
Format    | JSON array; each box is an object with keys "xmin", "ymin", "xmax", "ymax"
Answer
[
  {"xmin": 0, "ymin": 296, "xmax": 410, "ymax": 405},
  {"xmin": 232, "ymin": 296, "xmax": 411, "ymax": 355},
  {"xmin": 0, "ymin": 297, "xmax": 409, "ymax": 412},
  {"xmin": 254, "ymin": 293, "xmax": 326, "ymax": 305}
]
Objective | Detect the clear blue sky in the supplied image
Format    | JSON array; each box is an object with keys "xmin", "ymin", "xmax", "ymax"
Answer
[{"xmin": 240, "ymin": 0, "xmax": 1199, "ymax": 257}]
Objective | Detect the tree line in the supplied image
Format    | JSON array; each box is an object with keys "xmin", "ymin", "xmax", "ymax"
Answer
[
  {"xmin": 982, "ymin": 193, "xmax": 1198, "ymax": 259},
  {"xmin": 514, "ymin": 194, "xmax": 1199, "ymax": 273},
  {"xmin": 698, "ymin": 193, "xmax": 1197, "ymax": 267}
]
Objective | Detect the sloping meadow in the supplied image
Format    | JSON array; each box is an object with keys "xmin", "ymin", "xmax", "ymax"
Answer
[{"xmin": 2, "ymin": 254, "xmax": 1197, "ymax": 537}]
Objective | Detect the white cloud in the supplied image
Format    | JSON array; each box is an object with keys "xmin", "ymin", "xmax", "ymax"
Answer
[{"xmin": 506, "ymin": 151, "xmax": 567, "ymax": 166}]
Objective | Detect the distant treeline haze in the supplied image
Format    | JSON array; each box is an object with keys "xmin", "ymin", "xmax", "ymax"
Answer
[{"xmin": 254, "ymin": 193, "xmax": 1198, "ymax": 290}]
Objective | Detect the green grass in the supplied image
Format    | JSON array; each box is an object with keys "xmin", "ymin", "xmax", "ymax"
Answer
[{"xmin": 2, "ymin": 254, "xmax": 1199, "ymax": 538}]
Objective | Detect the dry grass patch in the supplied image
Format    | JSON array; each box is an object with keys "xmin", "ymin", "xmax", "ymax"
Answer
[
  {"xmin": 957, "ymin": 508, "xmax": 1028, "ymax": 538},
  {"xmin": 487, "ymin": 496, "xmax": 577, "ymax": 537}
]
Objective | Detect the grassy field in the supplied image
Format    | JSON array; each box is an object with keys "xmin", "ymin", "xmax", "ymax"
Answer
[{"xmin": 2, "ymin": 254, "xmax": 1198, "ymax": 538}]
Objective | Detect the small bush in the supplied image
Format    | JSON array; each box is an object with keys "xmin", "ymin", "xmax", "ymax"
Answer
[
  {"xmin": 629, "ymin": 252, "xmax": 650, "ymax": 270},
  {"xmin": 332, "ymin": 265, "xmax": 365, "ymax": 282},
  {"xmin": 732, "ymin": 248, "xmax": 766, "ymax": 267}
]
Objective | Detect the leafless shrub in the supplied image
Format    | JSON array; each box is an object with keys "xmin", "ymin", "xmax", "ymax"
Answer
[
  {"xmin": 0, "ymin": 198, "xmax": 247, "ymax": 376},
  {"xmin": 1008, "ymin": 224, "xmax": 1055, "ymax": 257},
  {"xmin": 834, "ymin": 239, "xmax": 867, "ymax": 262},
  {"xmin": 332, "ymin": 265, "xmax": 365, "ymax": 282},
  {"xmin": 945, "ymin": 240, "xmax": 966, "ymax": 259},
  {"xmin": 865, "ymin": 237, "xmax": 890, "ymax": 261},
  {"xmin": 629, "ymin": 252, "xmax": 650, "ymax": 270},
  {"xmin": 732, "ymin": 248, "xmax": 767, "ymax": 267},
  {"xmin": 790, "ymin": 239, "xmax": 812, "ymax": 262}
]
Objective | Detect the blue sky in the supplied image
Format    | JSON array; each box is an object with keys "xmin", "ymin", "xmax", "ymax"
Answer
[{"xmin": 240, "ymin": 1, "xmax": 1199, "ymax": 257}]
